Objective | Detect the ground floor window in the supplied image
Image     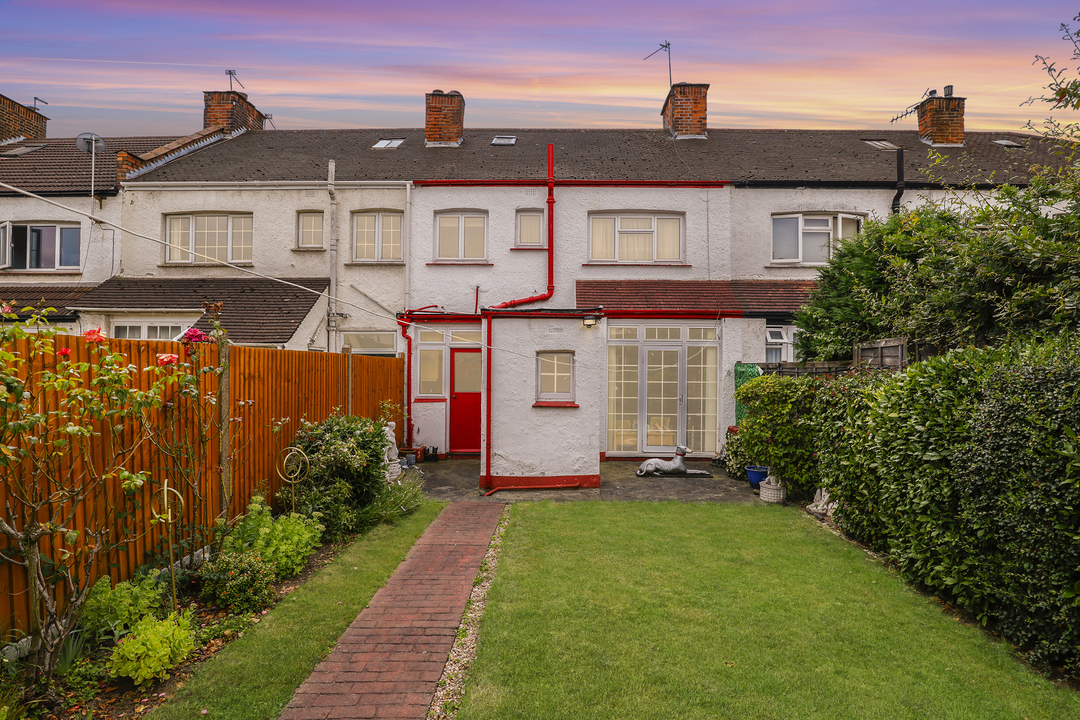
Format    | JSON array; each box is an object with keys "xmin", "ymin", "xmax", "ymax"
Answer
[
  {"xmin": 113, "ymin": 323, "xmax": 185, "ymax": 340},
  {"xmin": 342, "ymin": 331, "xmax": 396, "ymax": 355},
  {"xmin": 606, "ymin": 325, "xmax": 718, "ymax": 454}
]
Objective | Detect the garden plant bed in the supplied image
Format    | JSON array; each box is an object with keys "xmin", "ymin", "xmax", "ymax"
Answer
[
  {"xmin": 46, "ymin": 539, "xmax": 356, "ymax": 720},
  {"xmin": 31, "ymin": 501, "xmax": 443, "ymax": 720}
]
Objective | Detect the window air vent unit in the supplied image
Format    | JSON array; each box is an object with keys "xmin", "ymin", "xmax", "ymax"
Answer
[
  {"xmin": 862, "ymin": 139, "xmax": 900, "ymax": 150},
  {"xmin": 0, "ymin": 144, "xmax": 45, "ymax": 158},
  {"xmin": 992, "ymin": 139, "xmax": 1025, "ymax": 147},
  {"xmin": 491, "ymin": 136, "xmax": 517, "ymax": 146},
  {"xmin": 372, "ymin": 139, "xmax": 405, "ymax": 149}
]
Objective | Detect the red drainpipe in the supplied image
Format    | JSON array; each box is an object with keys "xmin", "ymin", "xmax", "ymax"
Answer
[
  {"xmin": 398, "ymin": 304, "xmax": 439, "ymax": 448},
  {"xmin": 483, "ymin": 144, "xmax": 556, "ymax": 487}
]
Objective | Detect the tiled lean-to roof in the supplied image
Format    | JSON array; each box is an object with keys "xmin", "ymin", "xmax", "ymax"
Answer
[
  {"xmin": 129, "ymin": 127, "xmax": 1056, "ymax": 188},
  {"xmin": 0, "ymin": 284, "xmax": 96, "ymax": 320},
  {"xmin": 71, "ymin": 276, "xmax": 330, "ymax": 344},
  {"xmin": 576, "ymin": 279, "xmax": 817, "ymax": 318}
]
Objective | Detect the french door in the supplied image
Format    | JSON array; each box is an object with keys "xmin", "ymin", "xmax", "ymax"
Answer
[{"xmin": 607, "ymin": 328, "xmax": 718, "ymax": 456}]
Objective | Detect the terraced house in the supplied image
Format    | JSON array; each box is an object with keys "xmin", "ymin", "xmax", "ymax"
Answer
[{"xmin": 0, "ymin": 82, "xmax": 1058, "ymax": 489}]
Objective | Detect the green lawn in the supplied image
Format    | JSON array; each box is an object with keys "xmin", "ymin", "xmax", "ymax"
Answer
[
  {"xmin": 458, "ymin": 502, "xmax": 1080, "ymax": 720},
  {"xmin": 150, "ymin": 501, "xmax": 443, "ymax": 720}
]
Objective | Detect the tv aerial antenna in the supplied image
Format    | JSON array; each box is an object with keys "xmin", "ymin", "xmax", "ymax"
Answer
[
  {"xmin": 75, "ymin": 132, "xmax": 105, "ymax": 199},
  {"xmin": 31, "ymin": 97, "xmax": 48, "ymax": 112},
  {"xmin": 891, "ymin": 88, "xmax": 932, "ymax": 124},
  {"xmin": 226, "ymin": 70, "xmax": 245, "ymax": 91},
  {"xmin": 644, "ymin": 41, "xmax": 672, "ymax": 88}
]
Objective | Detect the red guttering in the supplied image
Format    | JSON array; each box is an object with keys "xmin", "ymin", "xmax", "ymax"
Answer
[{"xmin": 413, "ymin": 179, "xmax": 729, "ymax": 188}]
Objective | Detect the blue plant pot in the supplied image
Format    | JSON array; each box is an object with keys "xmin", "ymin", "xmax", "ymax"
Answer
[{"xmin": 745, "ymin": 465, "xmax": 769, "ymax": 489}]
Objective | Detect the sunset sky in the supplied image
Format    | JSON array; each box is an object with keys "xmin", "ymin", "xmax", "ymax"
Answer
[{"xmin": 1, "ymin": 0, "xmax": 1077, "ymax": 138}]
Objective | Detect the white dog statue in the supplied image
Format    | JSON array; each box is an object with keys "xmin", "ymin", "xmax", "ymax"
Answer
[{"xmin": 637, "ymin": 445, "xmax": 689, "ymax": 476}]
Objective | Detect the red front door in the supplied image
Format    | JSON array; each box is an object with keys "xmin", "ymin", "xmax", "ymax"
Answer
[{"xmin": 449, "ymin": 349, "xmax": 482, "ymax": 453}]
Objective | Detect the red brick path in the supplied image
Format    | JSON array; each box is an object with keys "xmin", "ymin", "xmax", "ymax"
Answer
[{"xmin": 280, "ymin": 502, "xmax": 505, "ymax": 720}]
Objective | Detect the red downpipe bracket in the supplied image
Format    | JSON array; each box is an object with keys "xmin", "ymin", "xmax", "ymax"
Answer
[{"xmin": 485, "ymin": 144, "xmax": 556, "ymax": 488}]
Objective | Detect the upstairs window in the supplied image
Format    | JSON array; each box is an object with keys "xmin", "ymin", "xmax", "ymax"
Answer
[
  {"xmin": 0, "ymin": 223, "xmax": 81, "ymax": 271},
  {"xmin": 771, "ymin": 213, "xmax": 862, "ymax": 265},
  {"xmin": 516, "ymin": 211, "xmax": 544, "ymax": 247},
  {"xmin": 167, "ymin": 214, "xmax": 252, "ymax": 264},
  {"xmin": 298, "ymin": 212, "xmax": 323, "ymax": 248},
  {"xmin": 589, "ymin": 214, "xmax": 682, "ymax": 263},
  {"xmin": 353, "ymin": 212, "xmax": 402, "ymax": 261},
  {"xmin": 436, "ymin": 213, "xmax": 486, "ymax": 261}
]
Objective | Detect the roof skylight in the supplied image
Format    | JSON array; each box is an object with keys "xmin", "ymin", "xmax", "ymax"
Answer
[
  {"xmin": 862, "ymin": 139, "xmax": 900, "ymax": 150},
  {"xmin": 992, "ymin": 139, "xmax": 1025, "ymax": 147},
  {"xmin": 372, "ymin": 139, "xmax": 405, "ymax": 149},
  {"xmin": 491, "ymin": 136, "xmax": 517, "ymax": 146}
]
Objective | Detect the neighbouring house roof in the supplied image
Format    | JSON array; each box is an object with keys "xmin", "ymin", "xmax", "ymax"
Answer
[
  {"xmin": 575, "ymin": 279, "xmax": 817, "ymax": 318},
  {"xmin": 71, "ymin": 276, "xmax": 330, "ymax": 344},
  {"xmin": 0, "ymin": 136, "xmax": 178, "ymax": 196},
  {"xmin": 0, "ymin": 284, "xmax": 96, "ymax": 320},
  {"xmin": 129, "ymin": 128, "xmax": 1058, "ymax": 188}
]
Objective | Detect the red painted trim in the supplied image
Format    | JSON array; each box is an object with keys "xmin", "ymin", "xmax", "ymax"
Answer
[
  {"xmin": 599, "ymin": 451, "xmax": 607, "ymax": 461},
  {"xmin": 601, "ymin": 310, "xmax": 743, "ymax": 319},
  {"xmin": 583, "ymin": 263, "xmax": 691, "ymax": 267},
  {"xmin": 413, "ymin": 179, "xmax": 729, "ymax": 188},
  {"xmin": 404, "ymin": 312, "xmax": 481, "ymax": 323},
  {"xmin": 483, "ymin": 474, "xmax": 601, "ymax": 492},
  {"xmin": 484, "ymin": 311, "xmax": 493, "ymax": 488},
  {"xmin": 413, "ymin": 397, "xmax": 446, "ymax": 403},
  {"xmin": 489, "ymin": 311, "xmax": 597, "ymax": 320},
  {"xmin": 532, "ymin": 400, "xmax": 579, "ymax": 408}
]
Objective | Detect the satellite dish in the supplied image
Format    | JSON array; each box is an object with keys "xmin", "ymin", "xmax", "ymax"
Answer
[{"xmin": 75, "ymin": 132, "xmax": 105, "ymax": 154}]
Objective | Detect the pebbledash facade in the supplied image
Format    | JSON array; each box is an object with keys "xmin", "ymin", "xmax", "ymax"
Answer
[{"xmin": 110, "ymin": 82, "xmax": 1052, "ymax": 489}]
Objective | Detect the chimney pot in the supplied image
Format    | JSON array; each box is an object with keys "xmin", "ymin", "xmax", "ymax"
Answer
[{"xmin": 944, "ymin": 84, "xmax": 953, "ymax": 97}]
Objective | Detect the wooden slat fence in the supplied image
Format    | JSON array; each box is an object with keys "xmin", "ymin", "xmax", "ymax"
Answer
[{"xmin": 1, "ymin": 338, "xmax": 403, "ymax": 636}]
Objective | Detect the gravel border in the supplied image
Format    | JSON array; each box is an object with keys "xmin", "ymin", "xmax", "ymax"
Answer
[{"xmin": 426, "ymin": 504, "xmax": 511, "ymax": 720}]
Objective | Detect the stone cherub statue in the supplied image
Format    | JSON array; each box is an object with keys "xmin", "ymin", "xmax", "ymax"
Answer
[{"xmin": 384, "ymin": 421, "xmax": 401, "ymax": 480}]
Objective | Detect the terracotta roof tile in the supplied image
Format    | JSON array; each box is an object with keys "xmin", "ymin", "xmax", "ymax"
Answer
[
  {"xmin": 72, "ymin": 276, "xmax": 329, "ymax": 344},
  {"xmin": 576, "ymin": 279, "xmax": 816, "ymax": 318}
]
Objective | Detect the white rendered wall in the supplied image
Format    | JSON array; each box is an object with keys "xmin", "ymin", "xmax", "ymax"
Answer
[
  {"xmin": 482, "ymin": 316, "xmax": 605, "ymax": 479},
  {"xmin": 120, "ymin": 185, "xmax": 406, "ymax": 351},
  {"xmin": 0, "ymin": 193, "xmax": 121, "ymax": 285},
  {"xmin": 718, "ymin": 317, "xmax": 767, "ymax": 439}
]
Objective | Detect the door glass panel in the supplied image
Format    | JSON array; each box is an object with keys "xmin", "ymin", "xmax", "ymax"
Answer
[
  {"xmin": 686, "ymin": 346, "xmax": 717, "ymax": 454},
  {"xmin": 607, "ymin": 345, "xmax": 638, "ymax": 453},
  {"xmin": 453, "ymin": 352, "xmax": 482, "ymax": 393},
  {"xmin": 646, "ymin": 349, "xmax": 679, "ymax": 448}
]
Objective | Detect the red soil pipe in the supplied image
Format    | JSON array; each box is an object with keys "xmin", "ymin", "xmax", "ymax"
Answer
[
  {"xmin": 484, "ymin": 483, "xmax": 581, "ymax": 496},
  {"xmin": 485, "ymin": 145, "xmax": 556, "ymax": 487},
  {"xmin": 490, "ymin": 144, "xmax": 556, "ymax": 310},
  {"xmin": 484, "ymin": 310, "xmax": 493, "ymax": 488}
]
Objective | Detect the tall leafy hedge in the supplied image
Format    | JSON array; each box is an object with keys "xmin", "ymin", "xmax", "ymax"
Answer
[{"xmin": 818, "ymin": 339, "xmax": 1080, "ymax": 672}]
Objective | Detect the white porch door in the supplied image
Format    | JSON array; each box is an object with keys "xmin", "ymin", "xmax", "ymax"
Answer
[{"xmin": 644, "ymin": 347, "xmax": 682, "ymax": 452}]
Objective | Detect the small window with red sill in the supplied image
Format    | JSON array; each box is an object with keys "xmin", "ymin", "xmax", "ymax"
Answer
[{"xmin": 534, "ymin": 351, "xmax": 576, "ymax": 406}]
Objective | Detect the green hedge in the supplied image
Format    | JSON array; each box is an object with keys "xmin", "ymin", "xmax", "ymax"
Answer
[
  {"xmin": 818, "ymin": 340, "xmax": 1080, "ymax": 673},
  {"xmin": 734, "ymin": 373, "xmax": 820, "ymax": 499}
]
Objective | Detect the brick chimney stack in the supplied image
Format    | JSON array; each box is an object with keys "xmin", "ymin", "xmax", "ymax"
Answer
[
  {"xmin": 0, "ymin": 93, "xmax": 47, "ymax": 141},
  {"xmin": 425, "ymin": 90, "xmax": 465, "ymax": 147},
  {"xmin": 917, "ymin": 85, "xmax": 965, "ymax": 146},
  {"xmin": 203, "ymin": 91, "xmax": 266, "ymax": 133},
  {"xmin": 661, "ymin": 83, "xmax": 709, "ymax": 139}
]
